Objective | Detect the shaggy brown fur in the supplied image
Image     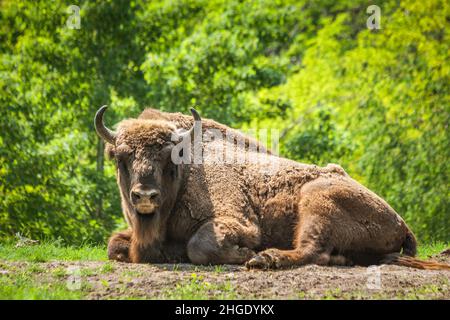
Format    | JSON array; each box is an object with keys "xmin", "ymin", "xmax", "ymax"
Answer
[
  {"xmin": 97, "ymin": 107, "xmax": 449, "ymax": 271},
  {"xmin": 137, "ymin": 108, "xmax": 271, "ymax": 155}
]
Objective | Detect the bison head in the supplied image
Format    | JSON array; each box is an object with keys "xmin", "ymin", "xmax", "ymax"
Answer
[{"xmin": 94, "ymin": 106, "xmax": 201, "ymax": 227}]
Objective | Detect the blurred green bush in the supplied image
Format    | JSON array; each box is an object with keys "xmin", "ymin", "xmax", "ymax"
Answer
[{"xmin": 0, "ymin": 0, "xmax": 448, "ymax": 244}]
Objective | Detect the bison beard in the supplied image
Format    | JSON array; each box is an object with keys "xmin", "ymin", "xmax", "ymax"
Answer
[
  {"xmin": 131, "ymin": 214, "xmax": 165, "ymax": 263},
  {"xmin": 96, "ymin": 106, "xmax": 450, "ymax": 271}
]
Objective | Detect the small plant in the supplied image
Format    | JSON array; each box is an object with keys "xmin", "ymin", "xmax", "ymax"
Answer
[
  {"xmin": 162, "ymin": 273, "xmax": 236, "ymax": 300},
  {"xmin": 52, "ymin": 267, "xmax": 67, "ymax": 278},
  {"xmin": 214, "ymin": 265, "xmax": 224, "ymax": 273},
  {"xmin": 101, "ymin": 262, "xmax": 115, "ymax": 273},
  {"xmin": 27, "ymin": 263, "xmax": 45, "ymax": 274},
  {"xmin": 322, "ymin": 288, "xmax": 342, "ymax": 300}
]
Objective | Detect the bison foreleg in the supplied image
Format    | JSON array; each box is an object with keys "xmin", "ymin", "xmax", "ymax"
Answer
[
  {"xmin": 107, "ymin": 229, "xmax": 132, "ymax": 263},
  {"xmin": 187, "ymin": 218, "xmax": 259, "ymax": 265},
  {"xmin": 129, "ymin": 238, "xmax": 189, "ymax": 263},
  {"xmin": 245, "ymin": 246, "xmax": 331, "ymax": 269}
]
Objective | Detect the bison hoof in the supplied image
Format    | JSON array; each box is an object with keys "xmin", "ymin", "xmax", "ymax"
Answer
[
  {"xmin": 117, "ymin": 253, "xmax": 130, "ymax": 263},
  {"xmin": 245, "ymin": 249, "xmax": 282, "ymax": 270},
  {"xmin": 109, "ymin": 252, "xmax": 130, "ymax": 263}
]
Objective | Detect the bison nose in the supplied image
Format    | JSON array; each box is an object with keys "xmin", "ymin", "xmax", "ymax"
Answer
[{"xmin": 131, "ymin": 189, "xmax": 160, "ymax": 203}]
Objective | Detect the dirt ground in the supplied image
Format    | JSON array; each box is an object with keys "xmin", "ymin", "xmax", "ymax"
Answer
[{"xmin": 2, "ymin": 253, "xmax": 449, "ymax": 300}]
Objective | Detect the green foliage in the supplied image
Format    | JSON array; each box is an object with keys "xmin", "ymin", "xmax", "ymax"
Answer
[
  {"xmin": 0, "ymin": 0, "xmax": 448, "ymax": 243},
  {"xmin": 260, "ymin": 0, "xmax": 450, "ymax": 241},
  {"xmin": 282, "ymin": 105, "xmax": 355, "ymax": 165}
]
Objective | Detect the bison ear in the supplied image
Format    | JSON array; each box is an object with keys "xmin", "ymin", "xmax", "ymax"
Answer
[{"xmin": 105, "ymin": 143, "xmax": 116, "ymax": 160}]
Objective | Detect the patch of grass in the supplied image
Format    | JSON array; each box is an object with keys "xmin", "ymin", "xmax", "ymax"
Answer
[
  {"xmin": 121, "ymin": 269, "xmax": 141, "ymax": 277},
  {"xmin": 51, "ymin": 267, "xmax": 67, "ymax": 278},
  {"xmin": 0, "ymin": 241, "xmax": 107, "ymax": 262},
  {"xmin": 79, "ymin": 267, "xmax": 96, "ymax": 277},
  {"xmin": 49, "ymin": 264, "xmax": 98, "ymax": 278},
  {"xmin": 401, "ymin": 284, "xmax": 441, "ymax": 300},
  {"xmin": 322, "ymin": 288, "xmax": 342, "ymax": 300},
  {"xmin": 100, "ymin": 262, "xmax": 115, "ymax": 273},
  {"xmin": 114, "ymin": 295, "xmax": 147, "ymax": 300},
  {"xmin": 370, "ymin": 282, "xmax": 448, "ymax": 300},
  {"xmin": 162, "ymin": 273, "xmax": 237, "ymax": 299},
  {"xmin": 0, "ymin": 271, "xmax": 86, "ymax": 299},
  {"xmin": 214, "ymin": 265, "xmax": 225, "ymax": 273},
  {"xmin": 100, "ymin": 279, "xmax": 110, "ymax": 288},
  {"xmin": 171, "ymin": 264, "xmax": 180, "ymax": 272},
  {"xmin": 72, "ymin": 262, "xmax": 116, "ymax": 277},
  {"xmin": 417, "ymin": 242, "xmax": 448, "ymax": 259},
  {"xmin": 27, "ymin": 263, "xmax": 45, "ymax": 274},
  {"xmin": 310, "ymin": 279, "xmax": 449, "ymax": 300}
]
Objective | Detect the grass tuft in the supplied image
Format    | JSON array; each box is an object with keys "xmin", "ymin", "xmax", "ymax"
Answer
[
  {"xmin": 162, "ymin": 273, "xmax": 237, "ymax": 299},
  {"xmin": 417, "ymin": 241, "xmax": 448, "ymax": 259},
  {"xmin": 0, "ymin": 241, "xmax": 106, "ymax": 262}
]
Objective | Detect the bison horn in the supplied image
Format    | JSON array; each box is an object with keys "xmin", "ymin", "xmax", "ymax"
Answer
[
  {"xmin": 190, "ymin": 107, "xmax": 201, "ymax": 122},
  {"xmin": 177, "ymin": 107, "xmax": 202, "ymax": 141},
  {"xmin": 184, "ymin": 107, "xmax": 202, "ymax": 140},
  {"xmin": 94, "ymin": 105, "xmax": 117, "ymax": 145}
]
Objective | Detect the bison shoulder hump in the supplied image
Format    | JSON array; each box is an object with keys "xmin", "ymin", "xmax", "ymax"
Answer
[{"xmin": 324, "ymin": 163, "xmax": 348, "ymax": 176}]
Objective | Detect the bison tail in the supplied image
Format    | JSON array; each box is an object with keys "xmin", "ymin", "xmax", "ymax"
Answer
[
  {"xmin": 381, "ymin": 253, "xmax": 450, "ymax": 270},
  {"xmin": 382, "ymin": 229, "xmax": 450, "ymax": 270},
  {"xmin": 401, "ymin": 229, "xmax": 417, "ymax": 256}
]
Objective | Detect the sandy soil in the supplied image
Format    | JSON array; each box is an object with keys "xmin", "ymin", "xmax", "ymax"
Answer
[{"xmin": 1, "ymin": 253, "xmax": 449, "ymax": 300}]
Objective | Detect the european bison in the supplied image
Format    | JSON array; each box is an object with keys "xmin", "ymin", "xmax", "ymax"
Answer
[{"xmin": 95, "ymin": 106, "xmax": 449, "ymax": 270}]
